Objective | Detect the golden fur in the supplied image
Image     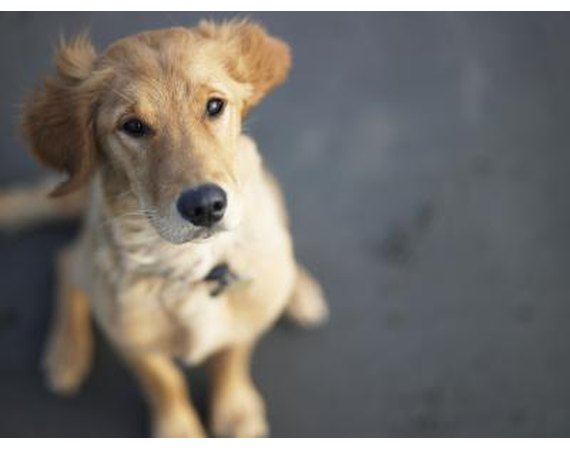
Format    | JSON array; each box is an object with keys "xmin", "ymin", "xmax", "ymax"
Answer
[{"xmin": 0, "ymin": 20, "xmax": 328, "ymax": 437}]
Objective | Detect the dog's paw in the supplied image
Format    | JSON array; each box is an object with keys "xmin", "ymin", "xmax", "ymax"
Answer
[
  {"xmin": 152, "ymin": 407, "xmax": 206, "ymax": 438},
  {"xmin": 42, "ymin": 335, "xmax": 92, "ymax": 396},
  {"xmin": 44, "ymin": 363, "xmax": 85, "ymax": 396},
  {"xmin": 211, "ymin": 384, "xmax": 268, "ymax": 438},
  {"xmin": 285, "ymin": 267, "xmax": 329, "ymax": 329}
]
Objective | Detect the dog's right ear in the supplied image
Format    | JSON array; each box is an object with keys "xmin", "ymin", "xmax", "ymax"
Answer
[{"xmin": 22, "ymin": 35, "xmax": 103, "ymax": 197}]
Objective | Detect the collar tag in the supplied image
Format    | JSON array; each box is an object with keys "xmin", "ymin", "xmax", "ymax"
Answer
[{"xmin": 205, "ymin": 263, "xmax": 251, "ymax": 297}]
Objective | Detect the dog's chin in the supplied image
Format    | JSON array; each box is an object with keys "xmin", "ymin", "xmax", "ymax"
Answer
[{"xmin": 152, "ymin": 223, "xmax": 230, "ymax": 246}]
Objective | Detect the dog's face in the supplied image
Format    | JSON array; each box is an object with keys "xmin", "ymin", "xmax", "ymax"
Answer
[{"xmin": 22, "ymin": 22, "xmax": 291, "ymax": 243}]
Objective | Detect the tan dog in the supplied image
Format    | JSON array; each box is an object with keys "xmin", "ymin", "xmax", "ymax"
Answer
[{"xmin": 0, "ymin": 20, "xmax": 328, "ymax": 437}]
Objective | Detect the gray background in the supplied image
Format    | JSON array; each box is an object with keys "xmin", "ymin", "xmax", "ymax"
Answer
[{"xmin": 0, "ymin": 12, "xmax": 569, "ymax": 437}]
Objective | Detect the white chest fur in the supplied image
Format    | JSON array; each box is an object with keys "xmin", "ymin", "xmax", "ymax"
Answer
[{"xmin": 87, "ymin": 219, "xmax": 244, "ymax": 363}]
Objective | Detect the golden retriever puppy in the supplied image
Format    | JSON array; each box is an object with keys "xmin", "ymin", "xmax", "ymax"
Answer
[{"xmin": 0, "ymin": 20, "xmax": 329, "ymax": 437}]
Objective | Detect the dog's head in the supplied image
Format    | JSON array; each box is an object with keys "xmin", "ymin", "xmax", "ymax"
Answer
[{"xmin": 22, "ymin": 21, "xmax": 291, "ymax": 243}]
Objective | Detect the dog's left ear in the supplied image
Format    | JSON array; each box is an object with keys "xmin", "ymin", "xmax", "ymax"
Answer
[{"xmin": 197, "ymin": 20, "xmax": 292, "ymax": 115}]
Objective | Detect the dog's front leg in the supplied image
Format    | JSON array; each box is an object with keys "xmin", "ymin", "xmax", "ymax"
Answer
[
  {"xmin": 208, "ymin": 342, "xmax": 268, "ymax": 438},
  {"xmin": 42, "ymin": 247, "xmax": 93, "ymax": 395},
  {"xmin": 126, "ymin": 352, "xmax": 206, "ymax": 438}
]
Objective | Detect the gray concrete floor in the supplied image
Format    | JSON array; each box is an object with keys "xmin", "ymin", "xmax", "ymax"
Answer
[{"xmin": 1, "ymin": 12, "xmax": 570, "ymax": 437}]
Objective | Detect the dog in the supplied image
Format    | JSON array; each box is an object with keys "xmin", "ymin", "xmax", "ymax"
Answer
[{"xmin": 0, "ymin": 20, "xmax": 329, "ymax": 437}]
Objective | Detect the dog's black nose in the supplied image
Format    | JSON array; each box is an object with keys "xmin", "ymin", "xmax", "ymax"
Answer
[{"xmin": 176, "ymin": 184, "xmax": 227, "ymax": 227}]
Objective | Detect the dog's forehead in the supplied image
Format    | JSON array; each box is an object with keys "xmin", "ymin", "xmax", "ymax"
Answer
[
  {"xmin": 99, "ymin": 30, "xmax": 249, "ymax": 109},
  {"xmin": 102, "ymin": 28, "xmax": 226, "ymax": 83}
]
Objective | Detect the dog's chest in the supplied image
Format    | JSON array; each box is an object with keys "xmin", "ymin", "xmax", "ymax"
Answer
[{"xmin": 92, "ymin": 230, "xmax": 255, "ymax": 364}]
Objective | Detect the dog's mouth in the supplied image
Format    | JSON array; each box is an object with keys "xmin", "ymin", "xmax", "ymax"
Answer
[
  {"xmin": 189, "ymin": 225, "xmax": 228, "ymax": 243},
  {"xmin": 146, "ymin": 212, "xmax": 229, "ymax": 245}
]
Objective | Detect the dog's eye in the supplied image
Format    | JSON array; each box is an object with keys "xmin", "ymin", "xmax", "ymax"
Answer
[
  {"xmin": 206, "ymin": 98, "xmax": 225, "ymax": 118},
  {"xmin": 121, "ymin": 118, "xmax": 150, "ymax": 137}
]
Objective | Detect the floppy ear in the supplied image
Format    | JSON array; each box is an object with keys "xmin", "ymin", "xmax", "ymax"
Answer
[
  {"xmin": 197, "ymin": 20, "xmax": 292, "ymax": 115},
  {"xmin": 22, "ymin": 35, "xmax": 101, "ymax": 197}
]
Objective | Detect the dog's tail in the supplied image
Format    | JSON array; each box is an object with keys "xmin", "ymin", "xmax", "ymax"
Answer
[{"xmin": 0, "ymin": 178, "xmax": 85, "ymax": 232}]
